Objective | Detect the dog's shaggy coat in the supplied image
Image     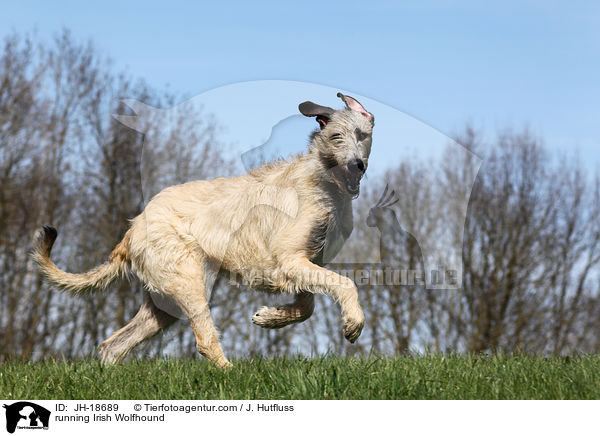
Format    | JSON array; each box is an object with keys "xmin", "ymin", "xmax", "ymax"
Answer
[{"xmin": 33, "ymin": 93, "xmax": 374, "ymax": 367}]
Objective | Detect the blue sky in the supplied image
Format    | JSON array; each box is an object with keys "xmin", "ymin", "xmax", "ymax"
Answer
[{"xmin": 2, "ymin": 1, "xmax": 599, "ymax": 170}]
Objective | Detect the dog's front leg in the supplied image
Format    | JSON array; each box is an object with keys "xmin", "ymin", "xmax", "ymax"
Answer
[{"xmin": 279, "ymin": 256, "xmax": 364, "ymax": 342}]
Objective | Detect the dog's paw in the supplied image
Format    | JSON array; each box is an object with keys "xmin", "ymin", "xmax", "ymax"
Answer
[
  {"xmin": 252, "ymin": 306, "xmax": 286, "ymax": 328},
  {"xmin": 343, "ymin": 313, "xmax": 364, "ymax": 343},
  {"xmin": 217, "ymin": 358, "xmax": 233, "ymax": 369}
]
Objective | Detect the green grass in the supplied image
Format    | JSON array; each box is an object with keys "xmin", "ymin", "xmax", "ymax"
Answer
[{"xmin": 1, "ymin": 354, "xmax": 599, "ymax": 400}]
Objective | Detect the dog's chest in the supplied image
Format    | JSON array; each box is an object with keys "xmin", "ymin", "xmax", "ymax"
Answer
[{"xmin": 308, "ymin": 199, "xmax": 353, "ymax": 265}]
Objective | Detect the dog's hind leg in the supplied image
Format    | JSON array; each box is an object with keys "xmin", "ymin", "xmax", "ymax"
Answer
[
  {"xmin": 252, "ymin": 292, "xmax": 314, "ymax": 329},
  {"xmin": 99, "ymin": 295, "xmax": 178, "ymax": 365},
  {"xmin": 161, "ymin": 256, "xmax": 232, "ymax": 368}
]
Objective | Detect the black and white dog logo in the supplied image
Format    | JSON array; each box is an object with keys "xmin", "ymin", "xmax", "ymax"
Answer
[{"xmin": 3, "ymin": 402, "xmax": 50, "ymax": 433}]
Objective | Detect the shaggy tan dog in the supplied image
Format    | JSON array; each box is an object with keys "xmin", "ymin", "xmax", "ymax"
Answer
[{"xmin": 33, "ymin": 93, "xmax": 374, "ymax": 367}]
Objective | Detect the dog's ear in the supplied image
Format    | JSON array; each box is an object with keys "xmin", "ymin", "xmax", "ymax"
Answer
[
  {"xmin": 337, "ymin": 92, "xmax": 374, "ymax": 124},
  {"xmin": 299, "ymin": 101, "xmax": 334, "ymax": 129}
]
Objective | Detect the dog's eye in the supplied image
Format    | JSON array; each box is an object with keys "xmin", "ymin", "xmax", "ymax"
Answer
[{"xmin": 355, "ymin": 129, "xmax": 368, "ymax": 142}]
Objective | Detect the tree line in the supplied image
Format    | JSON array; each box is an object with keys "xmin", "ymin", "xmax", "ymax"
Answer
[{"xmin": 1, "ymin": 30, "xmax": 598, "ymax": 361}]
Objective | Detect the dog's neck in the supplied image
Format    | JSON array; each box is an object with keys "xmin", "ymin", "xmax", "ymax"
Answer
[{"xmin": 306, "ymin": 142, "xmax": 355, "ymax": 204}]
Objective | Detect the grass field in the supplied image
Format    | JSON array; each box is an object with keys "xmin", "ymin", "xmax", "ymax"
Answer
[{"xmin": 1, "ymin": 354, "xmax": 599, "ymax": 400}]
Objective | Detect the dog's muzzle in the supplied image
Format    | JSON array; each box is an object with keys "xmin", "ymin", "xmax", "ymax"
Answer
[{"xmin": 345, "ymin": 158, "xmax": 366, "ymax": 197}]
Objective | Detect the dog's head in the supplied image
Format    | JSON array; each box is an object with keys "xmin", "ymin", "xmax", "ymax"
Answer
[{"xmin": 299, "ymin": 93, "xmax": 374, "ymax": 197}]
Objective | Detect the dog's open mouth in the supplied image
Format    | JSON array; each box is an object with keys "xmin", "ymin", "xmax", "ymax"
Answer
[{"xmin": 344, "ymin": 173, "xmax": 361, "ymax": 197}]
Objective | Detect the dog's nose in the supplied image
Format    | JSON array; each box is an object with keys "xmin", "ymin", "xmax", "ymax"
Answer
[{"xmin": 347, "ymin": 158, "xmax": 366, "ymax": 175}]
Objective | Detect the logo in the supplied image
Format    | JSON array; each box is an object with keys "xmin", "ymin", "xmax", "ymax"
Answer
[{"xmin": 2, "ymin": 402, "xmax": 50, "ymax": 433}]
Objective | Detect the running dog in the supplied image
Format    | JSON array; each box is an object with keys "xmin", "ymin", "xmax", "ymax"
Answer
[{"xmin": 33, "ymin": 92, "xmax": 374, "ymax": 367}]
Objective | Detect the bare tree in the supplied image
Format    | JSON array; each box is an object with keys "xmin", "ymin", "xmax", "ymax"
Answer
[{"xmin": 0, "ymin": 30, "xmax": 235, "ymax": 361}]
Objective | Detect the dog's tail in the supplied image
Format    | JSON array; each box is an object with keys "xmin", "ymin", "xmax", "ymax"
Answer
[{"xmin": 32, "ymin": 226, "xmax": 131, "ymax": 295}]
